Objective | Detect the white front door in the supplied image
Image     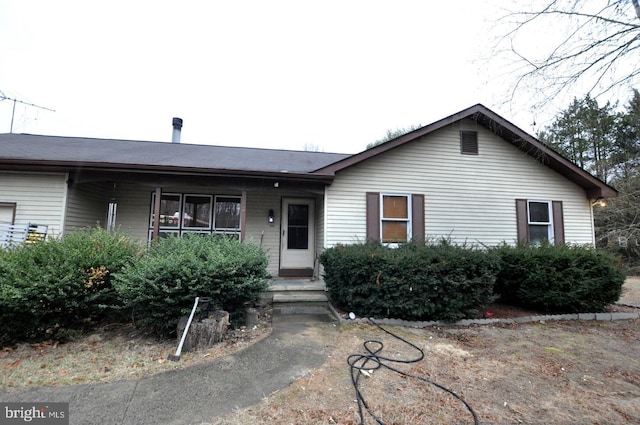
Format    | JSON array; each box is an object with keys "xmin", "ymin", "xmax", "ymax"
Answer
[{"xmin": 280, "ymin": 198, "xmax": 315, "ymax": 270}]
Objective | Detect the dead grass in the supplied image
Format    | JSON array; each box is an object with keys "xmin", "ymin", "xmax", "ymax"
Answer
[
  {"xmin": 620, "ymin": 276, "xmax": 640, "ymax": 305},
  {"xmin": 210, "ymin": 319, "xmax": 640, "ymax": 425},
  {"xmin": 0, "ymin": 321, "xmax": 271, "ymax": 391}
]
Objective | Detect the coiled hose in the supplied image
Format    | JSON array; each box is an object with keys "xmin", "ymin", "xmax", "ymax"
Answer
[{"xmin": 347, "ymin": 320, "xmax": 479, "ymax": 424}]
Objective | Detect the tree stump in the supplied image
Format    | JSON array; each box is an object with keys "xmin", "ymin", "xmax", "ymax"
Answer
[
  {"xmin": 177, "ymin": 310, "xmax": 230, "ymax": 352},
  {"xmin": 245, "ymin": 307, "xmax": 258, "ymax": 327}
]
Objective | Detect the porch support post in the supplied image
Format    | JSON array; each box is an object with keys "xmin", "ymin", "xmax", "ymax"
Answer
[
  {"xmin": 152, "ymin": 186, "xmax": 162, "ymax": 241},
  {"xmin": 240, "ymin": 190, "xmax": 247, "ymax": 241}
]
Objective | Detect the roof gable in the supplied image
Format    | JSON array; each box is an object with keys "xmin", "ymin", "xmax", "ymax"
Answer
[{"xmin": 313, "ymin": 104, "xmax": 617, "ymax": 199}]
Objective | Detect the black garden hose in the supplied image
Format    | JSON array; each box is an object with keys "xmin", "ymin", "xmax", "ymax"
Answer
[{"xmin": 347, "ymin": 319, "xmax": 480, "ymax": 425}]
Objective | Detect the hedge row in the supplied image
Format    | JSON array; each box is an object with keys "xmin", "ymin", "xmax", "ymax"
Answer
[
  {"xmin": 320, "ymin": 242, "xmax": 500, "ymax": 322},
  {"xmin": 320, "ymin": 241, "xmax": 625, "ymax": 322},
  {"xmin": 494, "ymin": 243, "xmax": 625, "ymax": 312},
  {"xmin": 0, "ymin": 230, "xmax": 268, "ymax": 345}
]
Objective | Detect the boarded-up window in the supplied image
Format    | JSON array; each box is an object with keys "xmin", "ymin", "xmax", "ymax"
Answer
[
  {"xmin": 460, "ymin": 131, "xmax": 478, "ymax": 155},
  {"xmin": 381, "ymin": 195, "xmax": 410, "ymax": 243},
  {"xmin": 366, "ymin": 193, "xmax": 424, "ymax": 243}
]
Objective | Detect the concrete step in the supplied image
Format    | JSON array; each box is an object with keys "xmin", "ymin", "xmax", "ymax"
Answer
[
  {"xmin": 273, "ymin": 303, "xmax": 334, "ymax": 317},
  {"xmin": 272, "ymin": 292, "xmax": 328, "ymax": 303},
  {"xmin": 267, "ymin": 280, "xmax": 326, "ymax": 292},
  {"xmin": 265, "ymin": 280, "xmax": 337, "ymax": 322}
]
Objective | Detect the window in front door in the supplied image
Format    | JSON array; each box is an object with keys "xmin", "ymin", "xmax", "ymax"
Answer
[{"xmin": 287, "ymin": 204, "xmax": 309, "ymax": 249}]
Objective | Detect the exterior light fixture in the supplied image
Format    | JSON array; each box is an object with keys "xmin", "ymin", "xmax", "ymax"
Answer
[{"xmin": 268, "ymin": 209, "xmax": 275, "ymax": 224}]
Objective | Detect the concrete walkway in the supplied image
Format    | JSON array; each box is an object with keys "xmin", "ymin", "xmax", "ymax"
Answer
[{"xmin": 0, "ymin": 314, "xmax": 338, "ymax": 425}]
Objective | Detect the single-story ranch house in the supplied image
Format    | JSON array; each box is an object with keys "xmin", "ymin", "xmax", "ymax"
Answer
[{"xmin": 0, "ymin": 104, "xmax": 617, "ymax": 277}]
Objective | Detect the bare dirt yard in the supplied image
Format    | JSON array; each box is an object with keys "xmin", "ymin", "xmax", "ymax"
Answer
[
  {"xmin": 208, "ymin": 318, "xmax": 639, "ymax": 425},
  {"xmin": 210, "ymin": 279, "xmax": 640, "ymax": 425},
  {"xmin": 1, "ymin": 279, "xmax": 639, "ymax": 424}
]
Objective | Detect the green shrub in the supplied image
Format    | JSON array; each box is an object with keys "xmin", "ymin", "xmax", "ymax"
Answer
[
  {"xmin": 493, "ymin": 243, "xmax": 625, "ymax": 312},
  {"xmin": 0, "ymin": 228, "xmax": 142, "ymax": 344},
  {"xmin": 113, "ymin": 234, "xmax": 268, "ymax": 336},
  {"xmin": 320, "ymin": 241, "xmax": 499, "ymax": 322}
]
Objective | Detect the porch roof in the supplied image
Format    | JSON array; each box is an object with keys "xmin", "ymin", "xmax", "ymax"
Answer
[{"xmin": 0, "ymin": 133, "xmax": 350, "ymax": 179}]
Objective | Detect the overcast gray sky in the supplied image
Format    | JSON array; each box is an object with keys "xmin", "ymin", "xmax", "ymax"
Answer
[{"xmin": 0, "ymin": 1, "xmax": 551, "ymax": 153}]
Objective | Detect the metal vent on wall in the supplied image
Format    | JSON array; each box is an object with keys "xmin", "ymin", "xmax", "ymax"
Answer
[{"xmin": 460, "ymin": 130, "xmax": 478, "ymax": 155}]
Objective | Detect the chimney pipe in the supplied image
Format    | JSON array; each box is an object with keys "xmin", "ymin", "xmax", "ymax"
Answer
[{"xmin": 171, "ymin": 117, "xmax": 183, "ymax": 143}]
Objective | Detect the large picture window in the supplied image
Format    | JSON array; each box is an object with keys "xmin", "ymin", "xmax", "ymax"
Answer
[{"xmin": 149, "ymin": 193, "xmax": 241, "ymax": 240}]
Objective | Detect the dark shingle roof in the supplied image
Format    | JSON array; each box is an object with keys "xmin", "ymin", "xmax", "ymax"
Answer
[{"xmin": 0, "ymin": 134, "xmax": 350, "ymax": 175}]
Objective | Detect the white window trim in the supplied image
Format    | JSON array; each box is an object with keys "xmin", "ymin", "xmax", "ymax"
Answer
[
  {"xmin": 182, "ymin": 194, "xmax": 213, "ymax": 230},
  {"xmin": 379, "ymin": 193, "xmax": 412, "ymax": 245},
  {"xmin": 149, "ymin": 193, "xmax": 242, "ymax": 243},
  {"xmin": 213, "ymin": 195, "xmax": 242, "ymax": 233},
  {"xmin": 527, "ymin": 200, "xmax": 554, "ymax": 244},
  {"xmin": 150, "ymin": 192, "xmax": 183, "ymax": 230}
]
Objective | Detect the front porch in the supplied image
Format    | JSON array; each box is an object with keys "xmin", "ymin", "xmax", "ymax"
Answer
[{"xmin": 64, "ymin": 172, "xmax": 329, "ymax": 277}]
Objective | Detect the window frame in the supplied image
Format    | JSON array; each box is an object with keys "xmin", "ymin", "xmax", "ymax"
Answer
[
  {"xmin": 527, "ymin": 200, "xmax": 554, "ymax": 244},
  {"xmin": 182, "ymin": 194, "xmax": 213, "ymax": 230},
  {"xmin": 148, "ymin": 193, "xmax": 242, "ymax": 241},
  {"xmin": 379, "ymin": 193, "xmax": 412, "ymax": 244},
  {"xmin": 0, "ymin": 202, "xmax": 17, "ymax": 225},
  {"xmin": 213, "ymin": 195, "xmax": 242, "ymax": 234},
  {"xmin": 149, "ymin": 192, "xmax": 183, "ymax": 230}
]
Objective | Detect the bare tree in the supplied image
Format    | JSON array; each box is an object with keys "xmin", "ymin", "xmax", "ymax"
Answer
[{"xmin": 495, "ymin": 0, "xmax": 640, "ymax": 109}]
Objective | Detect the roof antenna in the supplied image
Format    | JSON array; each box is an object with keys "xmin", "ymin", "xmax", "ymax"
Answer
[{"xmin": 0, "ymin": 91, "xmax": 56, "ymax": 133}]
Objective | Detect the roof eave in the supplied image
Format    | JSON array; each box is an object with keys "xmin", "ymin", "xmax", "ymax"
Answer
[
  {"xmin": 314, "ymin": 103, "xmax": 617, "ymax": 198},
  {"xmin": 0, "ymin": 159, "xmax": 336, "ymax": 183},
  {"xmin": 472, "ymin": 108, "xmax": 618, "ymax": 199}
]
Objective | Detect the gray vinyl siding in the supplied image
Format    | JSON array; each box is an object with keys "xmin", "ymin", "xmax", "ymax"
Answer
[
  {"xmin": 244, "ymin": 189, "xmax": 282, "ymax": 276},
  {"xmin": 107, "ymin": 183, "xmax": 152, "ymax": 241},
  {"xmin": 325, "ymin": 120, "xmax": 594, "ymax": 247},
  {"xmin": 0, "ymin": 172, "xmax": 67, "ymax": 238},
  {"xmin": 244, "ymin": 189, "xmax": 323, "ymax": 276},
  {"xmin": 65, "ymin": 182, "xmax": 109, "ymax": 231}
]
